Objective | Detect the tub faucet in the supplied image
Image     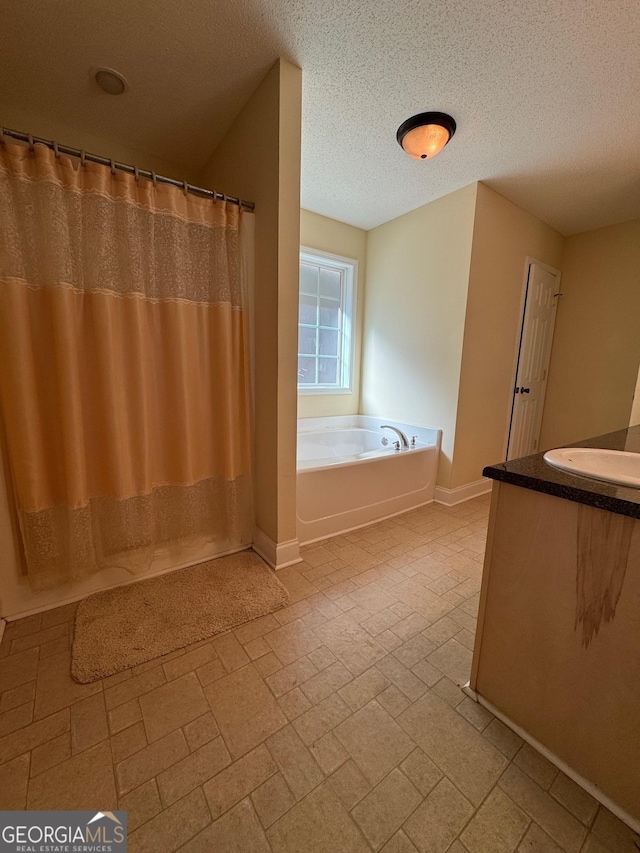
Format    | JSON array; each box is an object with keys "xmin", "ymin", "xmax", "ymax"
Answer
[{"xmin": 380, "ymin": 425, "xmax": 409, "ymax": 448}]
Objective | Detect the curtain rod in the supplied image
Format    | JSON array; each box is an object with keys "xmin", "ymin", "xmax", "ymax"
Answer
[{"xmin": 0, "ymin": 126, "xmax": 255, "ymax": 212}]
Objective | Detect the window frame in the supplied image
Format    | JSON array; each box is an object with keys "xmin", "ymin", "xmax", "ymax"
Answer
[{"xmin": 297, "ymin": 247, "xmax": 358, "ymax": 395}]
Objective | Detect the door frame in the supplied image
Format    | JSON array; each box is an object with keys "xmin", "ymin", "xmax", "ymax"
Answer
[{"xmin": 501, "ymin": 257, "xmax": 562, "ymax": 461}]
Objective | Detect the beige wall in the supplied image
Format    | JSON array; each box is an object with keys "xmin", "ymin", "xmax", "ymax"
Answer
[
  {"xmin": 0, "ymin": 104, "xmax": 199, "ymax": 183},
  {"xmin": 199, "ymin": 58, "xmax": 302, "ymax": 545},
  {"xmin": 361, "ymin": 184, "xmax": 478, "ymax": 488},
  {"xmin": 451, "ymin": 184, "xmax": 564, "ymax": 488},
  {"xmin": 276, "ymin": 62, "xmax": 303, "ymax": 543},
  {"xmin": 540, "ymin": 219, "xmax": 640, "ymax": 450},
  {"xmin": 298, "ymin": 209, "xmax": 367, "ymax": 419}
]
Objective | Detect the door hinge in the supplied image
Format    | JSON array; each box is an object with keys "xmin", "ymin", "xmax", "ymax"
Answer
[{"xmin": 533, "ymin": 439, "xmax": 538, "ymax": 449}]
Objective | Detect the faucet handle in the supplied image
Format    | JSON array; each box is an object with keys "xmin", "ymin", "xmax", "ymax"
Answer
[
  {"xmin": 411, "ymin": 436, "xmax": 417, "ymax": 446},
  {"xmin": 393, "ymin": 440, "xmax": 401, "ymax": 451}
]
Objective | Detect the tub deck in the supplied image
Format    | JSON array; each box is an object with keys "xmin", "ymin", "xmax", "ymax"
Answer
[{"xmin": 296, "ymin": 416, "xmax": 441, "ymax": 543}]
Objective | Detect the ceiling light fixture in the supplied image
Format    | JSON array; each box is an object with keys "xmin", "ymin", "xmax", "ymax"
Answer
[
  {"xmin": 92, "ymin": 67, "xmax": 128, "ymax": 96},
  {"xmin": 396, "ymin": 112, "xmax": 456, "ymax": 160}
]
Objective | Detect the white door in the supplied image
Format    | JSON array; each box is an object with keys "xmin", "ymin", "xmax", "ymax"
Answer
[{"xmin": 507, "ymin": 263, "xmax": 561, "ymax": 460}]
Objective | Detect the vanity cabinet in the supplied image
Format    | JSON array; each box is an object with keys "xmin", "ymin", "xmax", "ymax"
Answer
[{"xmin": 472, "ymin": 427, "xmax": 640, "ymax": 826}]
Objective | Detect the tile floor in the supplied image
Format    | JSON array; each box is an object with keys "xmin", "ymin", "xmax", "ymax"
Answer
[{"xmin": 1, "ymin": 495, "xmax": 638, "ymax": 852}]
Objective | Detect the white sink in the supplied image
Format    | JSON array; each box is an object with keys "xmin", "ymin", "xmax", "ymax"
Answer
[{"xmin": 543, "ymin": 447, "xmax": 640, "ymax": 489}]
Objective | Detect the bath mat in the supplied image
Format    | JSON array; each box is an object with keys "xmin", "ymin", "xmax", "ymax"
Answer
[{"xmin": 71, "ymin": 550, "xmax": 289, "ymax": 683}]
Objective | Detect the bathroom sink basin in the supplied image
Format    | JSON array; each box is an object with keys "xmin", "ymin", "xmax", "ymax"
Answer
[{"xmin": 543, "ymin": 447, "xmax": 640, "ymax": 489}]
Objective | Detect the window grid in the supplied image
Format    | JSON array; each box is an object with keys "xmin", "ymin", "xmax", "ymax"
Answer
[
  {"xmin": 298, "ymin": 260, "xmax": 345, "ymax": 388},
  {"xmin": 298, "ymin": 250, "xmax": 356, "ymax": 393}
]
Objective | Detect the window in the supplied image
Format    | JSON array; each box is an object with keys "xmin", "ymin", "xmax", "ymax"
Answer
[{"xmin": 297, "ymin": 248, "xmax": 356, "ymax": 393}]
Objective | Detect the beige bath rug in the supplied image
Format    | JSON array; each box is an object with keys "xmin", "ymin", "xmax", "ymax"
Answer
[{"xmin": 71, "ymin": 550, "xmax": 289, "ymax": 683}]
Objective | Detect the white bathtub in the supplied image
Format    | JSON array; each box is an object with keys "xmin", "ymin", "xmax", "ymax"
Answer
[{"xmin": 297, "ymin": 415, "xmax": 441, "ymax": 544}]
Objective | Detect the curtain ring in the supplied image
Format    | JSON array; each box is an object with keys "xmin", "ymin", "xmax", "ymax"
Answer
[
  {"xmin": 52, "ymin": 141, "xmax": 60, "ymax": 159},
  {"xmin": 80, "ymin": 150, "xmax": 86, "ymax": 168},
  {"xmin": 27, "ymin": 133, "xmax": 34, "ymax": 152},
  {"xmin": 133, "ymin": 166, "xmax": 139, "ymax": 181},
  {"xmin": 110, "ymin": 159, "xmax": 116, "ymax": 177},
  {"xmin": 0, "ymin": 126, "xmax": 5, "ymax": 145},
  {"xmin": 183, "ymin": 180, "xmax": 189, "ymax": 196},
  {"xmin": 151, "ymin": 171, "xmax": 157, "ymax": 187}
]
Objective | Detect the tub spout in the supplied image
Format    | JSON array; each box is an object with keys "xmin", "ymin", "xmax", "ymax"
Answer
[{"xmin": 380, "ymin": 425, "xmax": 409, "ymax": 448}]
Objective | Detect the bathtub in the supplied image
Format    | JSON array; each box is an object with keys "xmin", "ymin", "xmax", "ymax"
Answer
[{"xmin": 297, "ymin": 415, "xmax": 441, "ymax": 544}]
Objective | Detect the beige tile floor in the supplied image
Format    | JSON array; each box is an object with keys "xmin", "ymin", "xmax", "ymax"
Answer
[{"xmin": 1, "ymin": 495, "xmax": 638, "ymax": 852}]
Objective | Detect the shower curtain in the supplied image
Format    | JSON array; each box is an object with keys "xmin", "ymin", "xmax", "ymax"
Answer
[{"xmin": 0, "ymin": 141, "xmax": 253, "ymax": 591}]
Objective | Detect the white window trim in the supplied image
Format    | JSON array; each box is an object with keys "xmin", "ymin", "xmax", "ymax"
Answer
[{"xmin": 298, "ymin": 246, "xmax": 358, "ymax": 396}]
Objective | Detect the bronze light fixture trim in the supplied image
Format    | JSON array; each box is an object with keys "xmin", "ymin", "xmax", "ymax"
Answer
[{"xmin": 396, "ymin": 112, "xmax": 457, "ymax": 160}]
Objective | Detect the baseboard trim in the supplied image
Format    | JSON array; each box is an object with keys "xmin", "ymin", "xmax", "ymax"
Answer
[
  {"xmin": 298, "ymin": 499, "xmax": 435, "ymax": 547},
  {"xmin": 252, "ymin": 529, "xmax": 302, "ymax": 570},
  {"xmin": 462, "ymin": 683, "xmax": 640, "ymax": 836},
  {"xmin": 2, "ymin": 544, "xmax": 252, "ymax": 623},
  {"xmin": 434, "ymin": 478, "xmax": 492, "ymax": 507}
]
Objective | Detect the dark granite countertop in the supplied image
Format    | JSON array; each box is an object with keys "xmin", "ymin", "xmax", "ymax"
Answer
[{"xmin": 483, "ymin": 425, "xmax": 640, "ymax": 519}]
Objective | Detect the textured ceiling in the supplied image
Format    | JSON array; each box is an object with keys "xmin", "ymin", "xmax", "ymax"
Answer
[{"xmin": 0, "ymin": 0, "xmax": 638, "ymax": 234}]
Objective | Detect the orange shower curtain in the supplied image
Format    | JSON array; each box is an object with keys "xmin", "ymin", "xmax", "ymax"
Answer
[{"xmin": 0, "ymin": 142, "xmax": 253, "ymax": 591}]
